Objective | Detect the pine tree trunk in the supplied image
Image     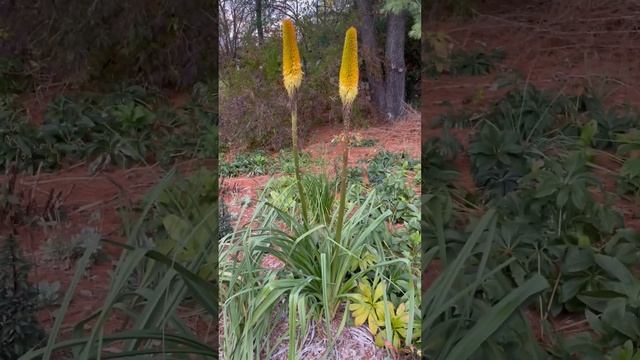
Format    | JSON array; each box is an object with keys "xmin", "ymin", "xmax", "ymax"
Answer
[
  {"xmin": 356, "ymin": 0, "xmax": 386, "ymax": 115},
  {"xmin": 384, "ymin": 10, "xmax": 408, "ymax": 120}
]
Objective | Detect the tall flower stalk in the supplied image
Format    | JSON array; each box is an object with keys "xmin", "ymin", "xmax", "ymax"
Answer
[
  {"xmin": 335, "ymin": 27, "xmax": 358, "ymax": 244},
  {"xmin": 282, "ymin": 18, "xmax": 310, "ymax": 226}
]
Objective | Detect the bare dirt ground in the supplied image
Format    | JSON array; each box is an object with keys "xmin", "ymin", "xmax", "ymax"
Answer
[{"xmin": 424, "ymin": 0, "xmax": 640, "ymax": 345}]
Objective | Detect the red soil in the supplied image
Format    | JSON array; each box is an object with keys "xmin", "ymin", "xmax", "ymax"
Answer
[{"xmin": 220, "ymin": 112, "xmax": 421, "ymax": 224}]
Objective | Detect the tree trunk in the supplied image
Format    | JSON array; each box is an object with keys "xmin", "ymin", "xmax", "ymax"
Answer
[
  {"xmin": 356, "ymin": 0, "xmax": 386, "ymax": 115},
  {"xmin": 256, "ymin": 0, "xmax": 264, "ymax": 44},
  {"xmin": 384, "ymin": 10, "xmax": 408, "ymax": 120}
]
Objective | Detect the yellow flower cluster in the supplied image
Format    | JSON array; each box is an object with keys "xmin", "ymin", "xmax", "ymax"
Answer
[
  {"xmin": 281, "ymin": 19, "xmax": 303, "ymax": 97},
  {"xmin": 339, "ymin": 27, "xmax": 359, "ymax": 106}
]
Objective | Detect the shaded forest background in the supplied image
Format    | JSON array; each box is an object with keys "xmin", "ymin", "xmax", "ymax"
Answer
[{"xmin": 0, "ymin": 0, "xmax": 216, "ymax": 91}]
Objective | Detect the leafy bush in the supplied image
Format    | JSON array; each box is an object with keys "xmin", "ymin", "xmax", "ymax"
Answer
[
  {"xmin": 367, "ymin": 150, "xmax": 418, "ymax": 186},
  {"xmin": 376, "ymin": 168, "xmax": 419, "ymax": 224},
  {"xmin": 467, "ymin": 85, "xmax": 612, "ymax": 198},
  {"xmin": 424, "ymin": 206, "xmax": 549, "ymax": 359},
  {"xmin": 220, "ymin": 150, "xmax": 270, "ymax": 177},
  {"xmin": 149, "ymin": 168, "xmax": 218, "ymax": 280}
]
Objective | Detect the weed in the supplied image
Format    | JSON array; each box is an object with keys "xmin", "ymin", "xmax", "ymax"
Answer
[
  {"xmin": 367, "ymin": 150, "xmax": 418, "ymax": 186},
  {"xmin": 451, "ymin": 48, "xmax": 505, "ymax": 76},
  {"xmin": 425, "ymin": 43, "xmax": 505, "ymax": 78},
  {"xmin": 220, "ymin": 150, "xmax": 270, "ymax": 177},
  {"xmin": 330, "ymin": 133, "xmax": 378, "ymax": 147},
  {"xmin": 376, "ymin": 168, "xmax": 419, "ymax": 224},
  {"xmin": 276, "ymin": 149, "xmax": 311, "ymax": 175},
  {"xmin": 219, "ymin": 201, "xmax": 234, "ymax": 239},
  {"xmin": 41, "ymin": 227, "xmax": 106, "ymax": 268},
  {"xmin": 36, "ymin": 281, "xmax": 61, "ymax": 307},
  {"xmin": 0, "ymin": 235, "xmax": 45, "ymax": 360}
]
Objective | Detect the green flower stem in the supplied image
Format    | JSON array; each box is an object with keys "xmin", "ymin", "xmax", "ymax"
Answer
[
  {"xmin": 290, "ymin": 94, "xmax": 310, "ymax": 227},
  {"xmin": 335, "ymin": 104, "xmax": 351, "ymax": 244}
]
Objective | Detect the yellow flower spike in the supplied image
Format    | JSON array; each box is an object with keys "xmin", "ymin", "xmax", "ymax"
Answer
[
  {"xmin": 334, "ymin": 26, "xmax": 358, "ymax": 246},
  {"xmin": 281, "ymin": 19, "xmax": 303, "ymax": 97},
  {"xmin": 339, "ymin": 27, "xmax": 359, "ymax": 106}
]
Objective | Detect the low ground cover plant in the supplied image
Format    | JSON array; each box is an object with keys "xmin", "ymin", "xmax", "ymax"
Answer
[
  {"xmin": 424, "ymin": 83, "xmax": 640, "ymax": 359},
  {"xmin": 0, "ymin": 84, "xmax": 214, "ymax": 174}
]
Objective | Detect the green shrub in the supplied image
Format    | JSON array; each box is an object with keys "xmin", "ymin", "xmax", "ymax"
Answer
[
  {"xmin": 426, "ymin": 83, "xmax": 640, "ymax": 359},
  {"xmin": 220, "ymin": 150, "xmax": 270, "ymax": 177},
  {"xmin": 367, "ymin": 150, "xmax": 418, "ymax": 186},
  {"xmin": 276, "ymin": 149, "xmax": 311, "ymax": 175}
]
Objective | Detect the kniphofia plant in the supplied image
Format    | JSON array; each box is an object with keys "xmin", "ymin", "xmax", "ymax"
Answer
[
  {"xmin": 282, "ymin": 18, "xmax": 310, "ymax": 227},
  {"xmin": 335, "ymin": 26, "xmax": 358, "ymax": 245}
]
